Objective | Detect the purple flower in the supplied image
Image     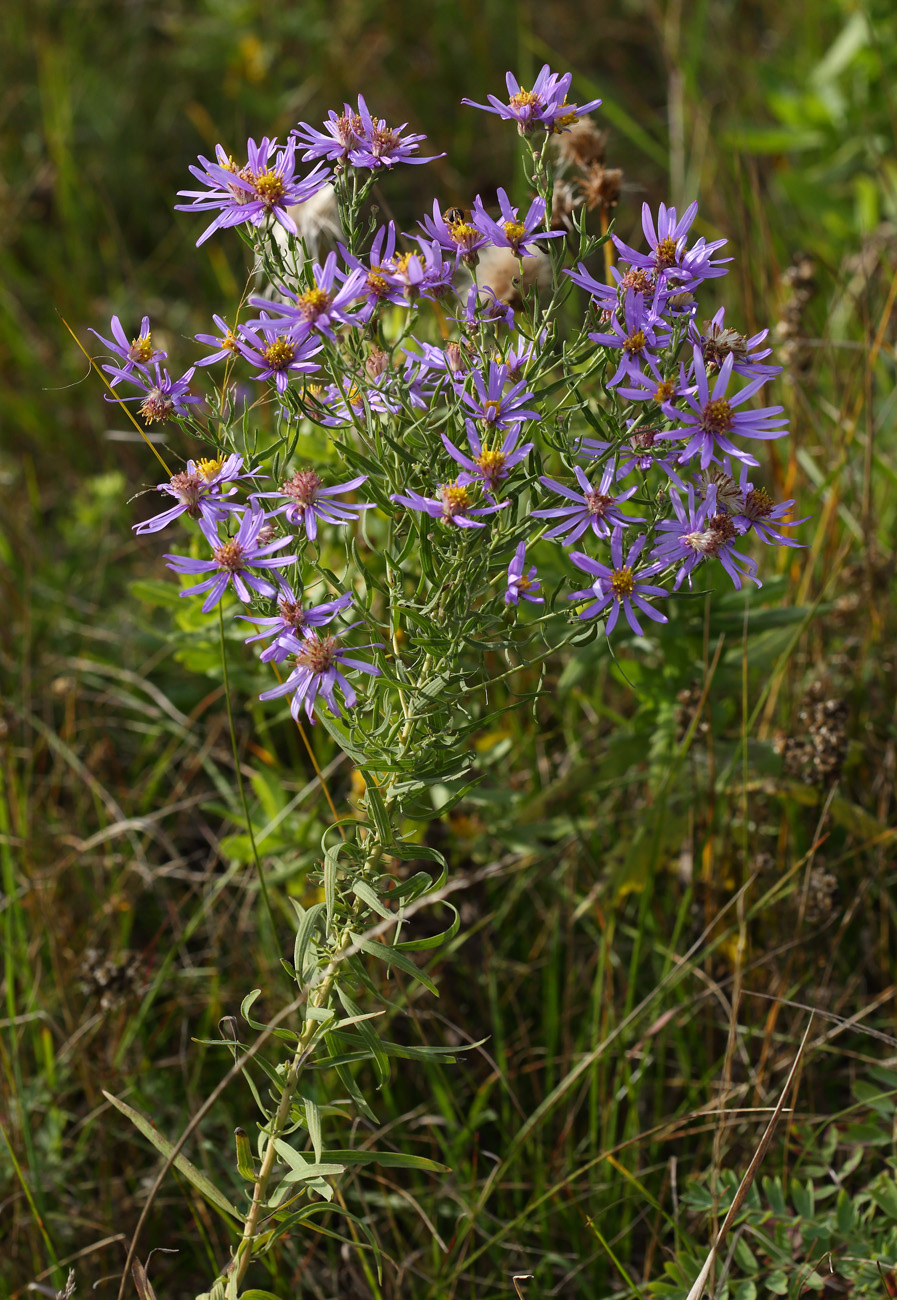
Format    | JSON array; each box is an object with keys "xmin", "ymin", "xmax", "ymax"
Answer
[
  {"xmin": 338, "ymin": 225, "xmax": 408, "ymax": 321},
  {"xmin": 414, "ymin": 201, "xmax": 489, "ymax": 264},
  {"xmin": 348, "ymin": 95, "xmax": 443, "ymax": 170},
  {"xmin": 103, "ymin": 360, "xmax": 201, "ymax": 423},
  {"xmin": 566, "ymin": 262, "xmax": 664, "ymax": 315},
  {"xmin": 309, "ymin": 374, "xmax": 403, "ymax": 427},
  {"xmin": 442, "ymin": 420, "xmax": 533, "ymax": 496},
  {"xmin": 533, "ymin": 465, "xmax": 643, "ymax": 544},
  {"xmin": 239, "ymin": 584, "xmax": 355, "ymax": 662},
  {"xmin": 462, "ymin": 65, "xmax": 602, "ymax": 135},
  {"xmin": 452, "ymin": 284, "xmax": 516, "ymax": 333},
  {"xmin": 235, "ymin": 317, "xmax": 323, "ymax": 394},
  {"xmin": 588, "ymin": 288, "xmax": 671, "ymax": 387},
  {"xmin": 700, "ymin": 462, "xmax": 808, "ymax": 548},
  {"xmin": 613, "ymin": 202, "xmax": 730, "ymax": 289},
  {"xmin": 249, "ymin": 252, "xmax": 366, "ymax": 343},
  {"xmin": 460, "ymin": 361, "xmax": 540, "ymax": 429},
  {"xmin": 568, "ymin": 531, "xmax": 668, "ymax": 635},
  {"xmin": 133, "ymin": 453, "xmax": 252, "ymax": 534},
  {"xmin": 506, "ymin": 542, "xmax": 544, "ymax": 605},
  {"xmin": 89, "ymin": 315, "xmax": 166, "ymax": 383},
  {"xmin": 293, "ymin": 102, "xmax": 368, "ymax": 164},
  {"xmin": 578, "ymin": 425, "xmax": 687, "ymax": 484},
  {"xmin": 688, "ymin": 309, "xmax": 781, "ymax": 381},
  {"xmin": 391, "ymin": 481, "xmax": 507, "ymax": 529},
  {"xmin": 661, "ymin": 348, "xmax": 788, "ymax": 469},
  {"xmin": 651, "ymin": 484, "xmax": 760, "ymax": 591},
  {"xmin": 387, "ymin": 240, "xmax": 455, "ymax": 302},
  {"xmin": 258, "ymin": 629, "xmax": 381, "ymax": 722},
  {"xmin": 251, "ymin": 469, "xmax": 373, "ymax": 540},
  {"xmin": 164, "ymin": 509, "xmax": 297, "ymax": 612},
  {"xmin": 194, "ymin": 315, "xmax": 242, "ymax": 367},
  {"xmin": 174, "ymin": 138, "xmax": 330, "ymax": 246},
  {"xmin": 471, "ymin": 189, "xmax": 563, "ymax": 258}
]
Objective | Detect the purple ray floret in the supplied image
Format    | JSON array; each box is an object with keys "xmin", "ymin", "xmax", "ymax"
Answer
[
  {"xmin": 460, "ymin": 361, "xmax": 540, "ymax": 429},
  {"xmin": 462, "ymin": 64, "xmax": 602, "ymax": 134},
  {"xmin": 651, "ymin": 484, "xmax": 760, "ymax": 591},
  {"xmin": 506, "ymin": 542, "xmax": 544, "ymax": 605},
  {"xmin": 90, "ymin": 315, "xmax": 166, "ymax": 383},
  {"xmin": 239, "ymin": 584, "xmax": 355, "ymax": 662},
  {"xmin": 568, "ymin": 531, "xmax": 668, "ymax": 636},
  {"xmin": 103, "ymin": 360, "xmax": 201, "ymax": 423},
  {"xmin": 258, "ymin": 628, "xmax": 381, "ymax": 723},
  {"xmin": 294, "ymin": 95, "xmax": 442, "ymax": 170},
  {"xmin": 164, "ymin": 509, "xmax": 297, "ymax": 612},
  {"xmin": 175, "ymin": 137, "xmax": 330, "ymax": 246},
  {"xmin": 613, "ymin": 201, "xmax": 730, "ymax": 289},
  {"xmin": 248, "ymin": 252, "xmax": 366, "ymax": 343},
  {"xmin": 133, "ymin": 453, "xmax": 253, "ymax": 534},
  {"xmin": 251, "ymin": 470, "xmax": 373, "ymax": 540},
  {"xmin": 533, "ymin": 464, "xmax": 643, "ymax": 544},
  {"xmin": 235, "ymin": 317, "xmax": 323, "ymax": 394},
  {"xmin": 471, "ymin": 189, "xmax": 564, "ymax": 257},
  {"xmin": 442, "ymin": 420, "xmax": 533, "ymax": 497},
  {"xmin": 588, "ymin": 288, "xmax": 671, "ymax": 387},
  {"xmin": 661, "ymin": 347, "xmax": 788, "ymax": 470},
  {"xmin": 392, "ymin": 481, "xmax": 508, "ymax": 529}
]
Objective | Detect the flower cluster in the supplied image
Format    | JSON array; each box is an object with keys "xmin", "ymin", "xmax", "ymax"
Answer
[{"xmin": 97, "ymin": 62, "xmax": 805, "ymax": 724}]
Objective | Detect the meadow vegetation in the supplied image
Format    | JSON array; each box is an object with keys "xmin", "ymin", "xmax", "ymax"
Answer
[{"xmin": 2, "ymin": 2, "xmax": 897, "ymax": 1297}]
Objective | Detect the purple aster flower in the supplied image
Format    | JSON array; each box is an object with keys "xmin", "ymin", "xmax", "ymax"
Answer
[
  {"xmin": 239, "ymin": 583, "xmax": 355, "ymax": 662},
  {"xmin": 103, "ymin": 360, "xmax": 201, "ymax": 423},
  {"xmin": 194, "ymin": 315, "xmax": 242, "ymax": 367},
  {"xmin": 661, "ymin": 347, "xmax": 787, "ymax": 469},
  {"xmin": 460, "ymin": 361, "xmax": 540, "ymax": 429},
  {"xmin": 533, "ymin": 464, "xmax": 643, "ymax": 544},
  {"xmin": 387, "ymin": 240, "xmax": 455, "ymax": 302},
  {"xmin": 414, "ymin": 201, "xmax": 489, "ymax": 265},
  {"xmin": 567, "ymin": 262, "xmax": 667, "ymax": 316},
  {"xmin": 462, "ymin": 65, "xmax": 601, "ymax": 135},
  {"xmin": 174, "ymin": 138, "xmax": 330, "ymax": 246},
  {"xmin": 391, "ymin": 481, "xmax": 507, "ymax": 529},
  {"xmin": 614, "ymin": 358, "xmax": 687, "ymax": 406},
  {"xmin": 577, "ymin": 424, "xmax": 687, "ymax": 485},
  {"xmin": 568, "ymin": 531, "xmax": 668, "ymax": 635},
  {"xmin": 258, "ymin": 629, "xmax": 381, "ymax": 723},
  {"xmin": 505, "ymin": 542, "xmax": 544, "ymax": 605},
  {"xmin": 588, "ymin": 288, "xmax": 671, "ymax": 387},
  {"xmin": 613, "ymin": 201, "xmax": 730, "ymax": 289},
  {"xmin": 89, "ymin": 315, "xmax": 166, "ymax": 383},
  {"xmin": 699, "ymin": 462, "xmax": 808, "ymax": 547},
  {"xmin": 235, "ymin": 317, "xmax": 322, "ymax": 395},
  {"xmin": 348, "ymin": 95, "xmax": 443, "ymax": 170},
  {"xmin": 251, "ymin": 469, "xmax": 373, "ymax": 540},
  {"xmin": 450, "ymin": 283, "xmax": 517, "ymax": 334},
  {"xmin": 471, "ymin": 188, "xmax": 563, "ymax": 258},
  {"xmin": 293, "ymin": 102, "xmax": 368, "ymax": 164},
  {"xmin": 133, "ymin": 453, "xmax": 253, "ymax": 534},
  {"xmin": 165, "ymin": 509, "xmax": 297, "ymax": 612},
  {"xmin": 338, "ymin": 225, "xmax": 408, "ymax": 322},
  {"xmin": 688, "ymin": 308, "xmax": 781, "ymax": 381},
  {"xmin": 441, "ymin": 420, "xmax": 533, "ymax": 496},
  {"xmin": 502, "ymin": 335, "xmax": 542, "ymax": 382},
  {"xmin": 651, "ymin": 484, "xmax": 760, "ymax": 591},
  {"xmin": 248, "ymin": 253, "xmax": 366, "ymax": 343}
]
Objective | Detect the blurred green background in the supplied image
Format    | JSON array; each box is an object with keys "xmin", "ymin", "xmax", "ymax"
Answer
[{"xmin": 3, "ymin": 1, "xmax": 897, "ymax": 1297}]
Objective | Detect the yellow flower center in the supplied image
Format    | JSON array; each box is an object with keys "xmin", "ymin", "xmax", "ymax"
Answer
[
  {"xmin": 253, "ymin": 169, "xmax": 286, "ymax": 205},
  {"xmin": 475, "ymin": 448, "xmax": 506, "ymax": 477},
  {"xmin": 213, "ymin": 540, "xmax": 245, "ymax": 572},
  {"xmin": 624, "ymin": 330, "xmax": 647, "ymax": 354},
  {"xmin": 196, "ymin": 456, "xmax": 224, "ymax": 481},
  {"xmin": 440, "ymin": 483, "xmax": 473, "ymax": 513},
  {"xmin": 655, "ymin": 236, "xmax": 679, "ymax": 269},
  {"xmin": 481, "ymin": 399, "xmax": 502, "ymax": 421},
  {"xmin": 502, "ymin": 220, "xmax": 526, "ymax": 244},
  {"xmin": 610, "ymin": 566, "xmax": 635, "ymax": 598},
  {"xmin": 510, "ymin": 89, "xmax": 542, "ymax": 111},
  {"xmin": 130, "ymin": 335, "xmax": 154, "ymax": 363},
  {"xmin": 654, "ymin": 379, "xmax": 677, "ymax": 402},
  {"xmin": 450, "ymin": 220, "xmax": 480, "ymax": 247},
  {"xmin": 297, "ymin": 287, "xmax": 332, "ymax": 319},
  {"xmin": 702, "ymin": 398, "xmax": 733, "ymax": 434},
  {"xmin": 367, "ymin": 266, "xmax": 389, "ymax": 294},
  {"xmin": 262, "ymin": 338, "xmax": 296, "ymax": 369}
]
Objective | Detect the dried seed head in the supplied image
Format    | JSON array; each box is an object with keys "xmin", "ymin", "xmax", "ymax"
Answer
[
  {"xmin": 556, "ymin": 117, "xmax": 607, "ymax": 168},
  {"xmin": 576, "ymin": 164, "xmax": 623, "ymax": 211}
]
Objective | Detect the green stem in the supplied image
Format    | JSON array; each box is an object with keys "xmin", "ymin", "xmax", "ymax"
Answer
[{"xmin": 218, "ymin": 603, "xmax": 277, "ymax": 936}]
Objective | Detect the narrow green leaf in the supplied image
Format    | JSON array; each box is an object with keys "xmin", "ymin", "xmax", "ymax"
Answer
[
  {"xmin": 272, "ymin": 1138, "xmax": 344, "ymax": 1183},
  {"xmin": 322, "ymin": 1148, "xmax": 450, "ymax": 1173},
  {"xmin": 351, "ymin": 878, "xmax": 394, "ymax": 921},
  {"xmin": 102, "ymin": 1091, "xmax": 242, "ymax": 1220},
  {"xmin": 349, "ymin": 933, "xmax": 438, "ymax": 995}
]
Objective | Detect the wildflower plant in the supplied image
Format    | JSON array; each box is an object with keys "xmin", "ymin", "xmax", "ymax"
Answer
[{"xmin": 90, "ymin": 70, "xmax": 805, "ymax": 1297}]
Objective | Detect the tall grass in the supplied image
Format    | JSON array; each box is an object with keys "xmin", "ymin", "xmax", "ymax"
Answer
[{"xmin": 2, "ymin": 0, "xmax": 897, "ymax": 1295}]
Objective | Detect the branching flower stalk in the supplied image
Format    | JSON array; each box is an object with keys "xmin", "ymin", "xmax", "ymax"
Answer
[{"xmin": 90, "ymin": 63, "xmax": 806, "ymax": 1299}]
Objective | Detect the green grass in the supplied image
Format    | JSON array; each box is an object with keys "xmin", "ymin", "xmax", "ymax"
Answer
[{"xmin": 3, "ymin": 0, "xmax": 897, "ymax": 1296}]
